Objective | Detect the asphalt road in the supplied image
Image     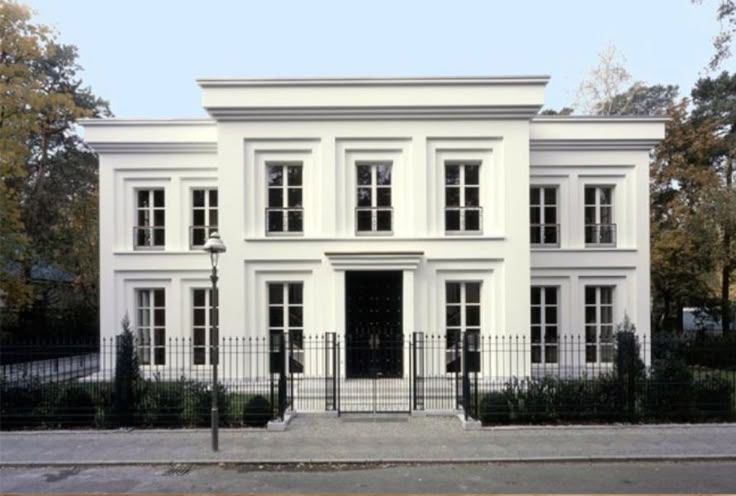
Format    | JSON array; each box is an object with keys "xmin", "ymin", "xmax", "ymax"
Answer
[{"xmin": 1, "ymin": 461, "xmax": 735, "ymax": 493}]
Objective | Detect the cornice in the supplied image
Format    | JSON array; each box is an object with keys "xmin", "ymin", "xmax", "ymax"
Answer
[
  {"xmin": 325, "ymin": 251, "xmax": 424, "ymax": 270},
  {"xmin": 89, "ymin": 142, "xmax": 218, "ymax": 154},
  {"xmin": 206, "ymin": 105, "xmax": 543, "ymax": 121},
  {"xmin": 79, "ymin": 119, "xmax": 215, "ymax": 127},
  {"xmin": 530, "ymin": 139, "xmax": 661, "ymax": 152},
  {"xmin": 197, "ymin": 76, "xmax": 550, "ymax": 88}
]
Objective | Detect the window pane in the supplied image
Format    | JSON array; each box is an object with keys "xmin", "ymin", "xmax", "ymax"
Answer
[
  {"xmin": 530, "ymin": 206, "xmax": 541, "ymax": 225},
  {"xmin": 545, "ymin": 346, "xmax": 558, "ymax": 364},
  {"xmin": 543, "ymin": 224, "xmax": 558, "ymax": 244},
  {"xmin": 466, "ymin": 283, "xmax": 481, "ymax": 303},
  {"xmin": 531, "ymin": 306, "xmax": 541, "ymax": 325},
  {"xmin": 154, "ymin": 347, "xmax": 165, "ymax": 365},
  {"xmin": 544, "ymin": 188, "xmax": 556, "ymax": 205},
  {"xmin": 193, "ymin": 289, "xmax": 206, "ymax": 307},
  {"xmin": 154, "ymin": 309, "xmax": 166, "ymax": 326},
  {"xmin": 138, "ymin": 190, "xmax": 149, "ymax": 208},
  {"xmin": 530, "ymin": 187, "xmax": 540, "ymax": 205},
  {"xmin": 446, "ymin": 305, "xmax": 461, "ymax": 326},
  {"xmin": 269, "ymin": 284, "xmax": 283, "ymax": 304},
  {"xmin": 585, "ymin": 206, "xmax": 596, "ymax": 224},
  {"xmin": 544, "ymin": 206, "xmax": 557, "ymax": 223},
  {"xmin": 531, "ymin": 326, "xmax": 541, "ymax": 343},
  {"xmin": 153, "ymin": 229, "xmax": 165, "ymax": 246},
  {"xmin": 288, "ymin": 306, "xmax": 303, "ymax": 327},
  {"xmin": 585, "ymin": 287, "xmax": 596, "ymax": 304},
  {"xmin": 153, "ymin": 190, "xmax": 164, "ymax": 207},
  {"xmin": 466, "ymin": 306, "xmax": 480, "ymax": 326},
  {"xmin": 209, "ymin": 190, "xmax": 218, "ymax": 207},
  {"xmin": 584, "ymin": 187, "xmax": 596, "ymax": 205},
  {"xmin": 531, "ymin": 345, "xmax": 541, "ymax": 363},
  {"xmin": 465, "ymin": 210, "xmax": 480, "ymax": 231},
  {"xmin": 154, "ymin": 289, "xmax": 165, "ymax": 307},
  {"xmin": 601, "ymin": 306, "xmax": 613, "ymax": 324},
  {"xmin": 600, "ymin": 206, "xmax": 612, "ymax": 224},
  {"xmin": 153, "ymin": 209, "xmax": 165, "ymax": 226},
  {"xmin": 585, "ymin": 306, "xmax": 597, "ymax": 324},
  {"xmin": 445, "ymin": 210, "xmax": 460, "ymax": 231},
  {"xmin": 287, "ymin": 211, "xmax": 303, "ymax": 232},
  {"xmin": 193, "ymin": 308, "xmax": 205, "ymax": 326},
  {"xmin": 530, "ymin": 225, "xmax": 541, "ymax": 244},
  {"xmin": 208, "ymin": 210, "xmax": 218, "ymax": 227},
  {"xmin": 600, "ymin": 187, "xmax": 612, "ymax": 205},
  {"xmin": 464, "ymin": 165, "xmax": 479, "ymax": 185},
  {"xmin": 269, "ymin": 306, "xmax": 284, "ymax": 327},
  {"xmin": 288, "ymin": 284, "xmax": 303, "ymax": 304},
  {"xmin": 268, "ymin": 166, "xmax": 283, "ymax": 186},
  {"xmin": 585, "ymin": 326, "xmax": 597, "ymax": 344},
  {"xmin": 545, "ymin": 306, "xmax": 557, "ymax": 324},
  {"xmin": 193, "ymin": 347, "xmax": 205, "ymax": 365},
  {"xmin": 193, "ymin": 209, "xmax": 205, "ymax": 226},
  {"xmin": 357, "ymin": 165, "xmax": 371, "ymax": 185},
  {"xmin": 193, "ymin": 190, "xmax": 205, "ymax": 207},
  {"xmin": 545, "ymin": 326, "xmax": 558, "ymax": 343},
  {"xmin": 531, "ymin": 287, "xmax": 541, "ymax": 305},
  {"xmin": 446, "ymin": 283, "xmax": 461, "ymax": 303},
  {"xmin": 268, "ymin": 210, "xmax": 283, "ymax": 232},
  {"xmin": 445, "ymin": 187, "xmax": 460, "ymax": 207},
  {"xmin": 268, "ymin": 188, "xmax": 283, "ymax": 208},
  {"xmin": 465, "ymin": 187, "xmax": 479, "ymax": 206},
  {"xmin": 545, "ymin": 287, "xmax": 557, "ymax": 305},
  {"xmin": 376, "ymin": 188, "xmax": 391, "ymax": 207},
  {"xmin": 357, "ymin": 210, "xmax": 372, "ymax": 231},
  {"xmin": 376, "ymin": 164, "xmax": 391, "ymax": 185},
  {"xmin": 600, "ymin": 287, "xmax": 613, "ymax": 304},
  {"xmin": 287, "ymin": 166, "xmax": 302, "ymax": 186},
  {"xmin": 445, "ymin": 165, "xmax": 460, "ymax": 185},
  {"xmin": 376, "ymin": 210, "xmax": 391, "ymax": 231},
  {"xmin": 357, "ymin": 187, "xmax": 372, "ymax": 207},
  {"xmin": 288, "ymin": 188, "xmax": 302, "ymax": 207}
]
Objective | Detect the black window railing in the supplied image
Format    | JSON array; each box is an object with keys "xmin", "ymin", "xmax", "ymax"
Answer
[
  {"xmin": 266, "ymin": 207, "xmax": 304, "ymax": 235},
  {"xmin": 445, "ymin": 206, "xmax": 483, "ymax": 234},
  {"xmin": 355, "ymin": 206, "xmax": 393, "ymax": 234},
  {"xmin": 133, "ymin": 226, "xmax": 165, "ymax": 249},
  {"xmin": 189, "ymin": 225, "xmax": 217, "ymax": 249},
  {"xmin": 530, "ymin": 223, "xmax": 560, "ymax": 246},
  {"xmin": 585, "ymin": 223, "xmax": 617, "ymax": 246}
]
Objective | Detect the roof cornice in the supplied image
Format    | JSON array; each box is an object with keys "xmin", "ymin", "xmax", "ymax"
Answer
[
  {"xmin": 79, "ymin": 119, "xmax": 215, "ymax": 127},
  {"xmin": 530, "ymin": 139, "xmax": 661, "ymax": 152},
  {"xmin": 206, "ymin": 105, "xmax": 544, "ymax": 121},
  {"xmin": 197, "ymin": 75, "xmax": 550, "ymax": 88},
  {"xmin": 88, "ymin": 142, "xmax": 217, "ymax": 154}
]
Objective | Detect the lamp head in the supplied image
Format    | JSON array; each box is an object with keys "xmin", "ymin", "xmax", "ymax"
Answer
[{"xmin": 203, "ymin": 231, "xmax": 227, "ymax": 268}]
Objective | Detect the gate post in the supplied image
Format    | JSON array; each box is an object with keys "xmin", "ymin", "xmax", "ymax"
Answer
[
  {"xmin": 325, "ymin": 332, "xmax": 337, "ymax": 411},
  {"xmin": 412, "ymin": 332, "xmax": 424, "ymax": 410}
]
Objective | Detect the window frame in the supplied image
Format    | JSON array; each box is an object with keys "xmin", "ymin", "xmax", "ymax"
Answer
[
  {"xmin": 530, "ymin": 186, "xmax": 559, "ymax": 247},
  {"xmin": 445, "ymin": 281, "xmax": 481, "ymax": 373},
  {"xmin": 355, "ymin": 162, "xmax": 393, "ymax": 235},
  {"xmin": 584, "ymin": 285, "xmax": 615, "ymax": 363},
  {"xmin": 584, "ymin": 185, "xmax": 616, "ymax": 247},
  {"xmin": 530, "ymin": 286, "xmax": 559, "ymax": 365},
  {"xmin": 134, "ymin": 188, "xmax": 165, "ymax": 250},
  {"xmin": 268, "ymin": 282, "xmax": 304, "ymax": 374},
  {"xmin": 444, "ymin": 162, "xmax": 482, "ymax": 235},
  {"xmin": 266, "ymin": 163, "xmax": 304, "ymax": 236},
  {"xmin": 190, "ymin": 188, "xmax": 218, "ymax": 249},
  {"xmin": 135, "ymin": 288, "xmax": 166, "ymax": 366},
  {"xmin": 191, "ymin": 288, "xmax": 213, "ymax": 366}
]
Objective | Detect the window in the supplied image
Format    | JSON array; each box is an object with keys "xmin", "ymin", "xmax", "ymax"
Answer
[
  {"xmin": 192, "ymin": 288, "xmax": 214, "ymax": 365},
  {"xmin": 585, "ymin": 286, "xmax": 614, "ymax": 363},
  {"xmin": 135, "ymin": 189, "xmax": 165, "ymax": 249},
  {"xmin": 531, "ymin": 286, "xmax": 559, "ymax": 364},
  {"xmin": 445, "ymin": 163, "xmax": 481, "ymax": 233},
  {"xmin": 191, "ymin": 189, "xmax": 218, "ymax": 248},
  {"xmin": 445, "ymin": 281, "xmax": 481, "ymax": 373},
  {"xmin": 267, "ymin": 164, "xmax": 303, "ymax": 234},
  {"xmin": 268, "ymin": 282, "xmax": 304, "ymax": 373},
  {"xmin": 584, "ymin": 186, "xmax": 615, "ymax": 245},
  {"xmin": 135, "ymin": 288, "xmax": 165, "ymax": 365},
  {"xmin": 530, "ymin": 187, "xmax": 559, "ymax": 246},
  {"xmin": 356, "ymin": 163, "xmax": 392, "ymax": 234}
]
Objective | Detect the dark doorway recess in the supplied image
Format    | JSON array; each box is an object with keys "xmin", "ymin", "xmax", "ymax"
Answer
[{"xmin": 345, "ymin": 271, "xmax": 403, "ymax": 378}]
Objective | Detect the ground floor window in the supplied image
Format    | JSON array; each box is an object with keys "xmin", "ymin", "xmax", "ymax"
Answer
[
  {"xmin": 268, "ymin": 282, "xmax": 304, "ymax": 373},
  {"xmin": 135, "ymin": 288, "xmax": 165, "ymax": 365},
  {"xmin": 192, "ymin": 288, "xmax": 213, "ymax": 365},
  {"xmin": 445, "ymin": 281, "xmax": 481, "ymax": 373},
  {"xmin": 585, "ymin": 286, "xmax": 614, "ymax": 363},
  {"xmin": 531, "ymin": 286, "xmax": 559, "ymax": 364}
]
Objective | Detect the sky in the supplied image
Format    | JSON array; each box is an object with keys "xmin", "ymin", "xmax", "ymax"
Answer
[{"xmin": 25, "ymin": 0, "xmax": 735, "ymax": 119}]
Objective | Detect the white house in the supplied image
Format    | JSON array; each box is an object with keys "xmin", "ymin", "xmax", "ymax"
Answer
[{"xmin": 81, "ymin": 76, "xmax": 665, "ymax": 411}]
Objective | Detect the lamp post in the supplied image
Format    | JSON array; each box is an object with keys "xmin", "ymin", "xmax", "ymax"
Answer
[{"xmin": 203, "ymin": 231, "xmax": 226, "ymax": 452}]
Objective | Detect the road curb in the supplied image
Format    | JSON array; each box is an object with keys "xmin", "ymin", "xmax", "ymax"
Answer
[{"xmin": 2, "ymin": 454, "xmax": 736, "ymax": 467}]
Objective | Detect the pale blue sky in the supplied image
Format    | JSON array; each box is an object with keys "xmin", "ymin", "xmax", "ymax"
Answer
[{"xmin": 26, "ymin": 0, "xmax": 734, "ymax": 118}]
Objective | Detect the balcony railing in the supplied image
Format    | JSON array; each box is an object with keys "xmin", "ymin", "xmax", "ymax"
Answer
[
  {"xmin": 266, "ymin": 207, "xmax": 304, "ymax": 235},
  {"xmin": 189, "ymin": 225, "xmax": 217, "ymax": 249},
  {"xmin": 530, "ymin": 223, "xmax": 560, "ymax": 246},
  {"xmin": 585, "ymin": 223, "xmax": 617, "ymax": 246},
  {"xmin": 445, "ymin": 206, "xmax": 483, "ymax": 234},
  {"xmin": 133, "ymin": 226, "xmax": 165, "ymax": 250},
  {"xmin": 355, "ymin": 206, "xmax": 393, "ymax": 234}
]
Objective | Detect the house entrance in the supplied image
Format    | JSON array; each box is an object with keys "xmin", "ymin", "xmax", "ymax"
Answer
[{"xmin": 345, "ymin": 271, "xmax": 403, "ymax": 379}]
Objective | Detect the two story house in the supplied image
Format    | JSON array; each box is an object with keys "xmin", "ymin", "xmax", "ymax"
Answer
[{"xmin": 81, "ymin": 76, "xmax": 665, "ymax": 411}]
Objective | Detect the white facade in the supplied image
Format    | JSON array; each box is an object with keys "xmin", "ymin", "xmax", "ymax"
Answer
[{"xmin": 82, "ymin": 76, "xmax": 665, "ymax": 380}]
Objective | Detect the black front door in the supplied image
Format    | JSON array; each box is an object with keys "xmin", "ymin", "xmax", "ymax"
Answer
[{"xmin": 345, "ymin": 271, "xmax": 403, "ymax": 378}]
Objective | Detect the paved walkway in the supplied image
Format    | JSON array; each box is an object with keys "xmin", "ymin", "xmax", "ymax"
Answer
[{"xmin": 2, "ymin": 415, "xmax": 735, "ymax": 465}]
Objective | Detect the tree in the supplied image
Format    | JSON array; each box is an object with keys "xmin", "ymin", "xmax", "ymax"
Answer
[
  {"xmin": 603, "ymin": 83, "xmax": 679, "ymax": 117},
  {"xmin": 691, "ymin": 72, "xmax": 736, "ymax": 333},
  {"xmin": 539, "ymin": 107, "xmax": 574, "ymax": 116},
  {"xmin": 574, "ymin": 44, "xmax": 632, "ymax": 115},
  {"xmin": 693, "ymin": 0, "xmax": 736, "ymax": 71}
]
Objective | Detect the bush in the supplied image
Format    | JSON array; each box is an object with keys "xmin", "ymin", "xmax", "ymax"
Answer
[
  {"xmin": 242, "ymin": 395, "xmax": 272, "ymax": 427},
  {"xmin": 141, "ymin": 380, "xmax": 185, "ymax": 427},
  {"xmin": 693, "ymin": 375, "xmax": 734, "ymax": 421},
  {"xmin": 112, "ymin": 315, "xmax": 141, "ymax": 426},
  {"xmin": 0, "ymin": 381, "xmax": 46, "ymax": 429},
  {"xmin": 479, "ymin": 390, "xmax": 512, "ymax": 425},
  {"xmin": 52, "ymin": 385, "xmax": 96, "ymax": 428},
  {"xmin": 645, "ymin": 358, "xmax": 694, "ymax": 421}
]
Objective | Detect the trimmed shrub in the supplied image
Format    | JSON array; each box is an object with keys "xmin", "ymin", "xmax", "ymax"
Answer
[
  {"xmin": 693, "ymin": 375, "xmax": 734, "ymax": 421},
  {"xmin": 112, "ymin": 315, "xmax": 142, "ymax": 426},
  {"xmin": 479, "ymin": 390, "xmax": 512, "ymax": 425},
  {"xmin": 645, "ymin": 358, "xmax": 694, "ymax": 421},
  {"xmin": 52, "ymin": 385, "xmax": 96, "ymax": 428},
  {"xmin": 242, "ymin": 395, "xmax": 272, "ymax": 427},
  {"xmin": 0, "ymin": 381, "xmax": 45, "ymax": 429}
]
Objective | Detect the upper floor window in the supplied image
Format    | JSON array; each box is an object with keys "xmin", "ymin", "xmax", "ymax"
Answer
[
  {"xmin": 356, "ymin": 163, "xmax": 392, "ymax": 234},
  {"xmin": 267, "ymin": 164, "xmax": 303, "ymax": 235},
  {"xmin": 445, "ymin": 163, "xmax": 481, "ymax": 234},
  {"xmin": 135, "ymin": 189, "xmax": 164, "ymax": 249},
  {"xmin": 531, "ymin": 286, "xmax": 558, "ymax": 364},
  {"xmin": 135, "ymin": 288, "xmax": 165, "ymax": 365},
  {"xmin": 584, "ymin": 186, "xmax": 615, "ymax": 246},
  {"xmin": 445, "ymin": 281, "xmax": 481, "ymax": 373},
  {"xmin": 191, "ymin": 189, "xmax": 218, "ymax": 249},
  {"xmin": 192, "ymin": 288, "xmax": 213, "ymax": 365},
  {"xmin": 268, "ymin": 282, "xmax": 304, "ymax": 374},
  {"xmin": 585, "ymin": 286, "xmax": 614, "ymax": 363},
  {"xmin": 530, "ymin": 186, "xmax": 559, "ymax": 246}
]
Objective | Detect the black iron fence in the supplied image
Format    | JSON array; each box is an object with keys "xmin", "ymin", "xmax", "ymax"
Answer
[{"xmin": 1, "ymin": 332, "xmax": 734, "ymax": 429}]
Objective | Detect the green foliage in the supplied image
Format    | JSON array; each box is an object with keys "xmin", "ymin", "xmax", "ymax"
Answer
[
  {"xmin": 51, "ymin": 384, "xmax": 96, "ymax": 428},
  {"xmin": 140, "ymin": 378, "xmax": 231, "ymax": 428},
  {"xmin": 242, "ymin": 395, "xmax": 272, "ymax": 427},
  {"xmin": 693, "ymin": 375, "xmax": 734, "ymax": 420},
  {"xmin": 112, "ymin": 315, "xmax": 141, "ymax": 426},
  {"xmin": 645, "ymin": 359, "xmax": 695, "ymax": 421},
  {"xmin": 0, "ymin": 380, "xmax": 45, "ymax": 429},
  {"xmin": 478, "ymin": 390, "xmax": 512, "ymax": 425}
]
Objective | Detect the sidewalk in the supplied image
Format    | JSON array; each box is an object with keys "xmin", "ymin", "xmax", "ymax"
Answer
[{"xmin": 2, "ymin": 415, "xmax": 735, "ymax": 465}]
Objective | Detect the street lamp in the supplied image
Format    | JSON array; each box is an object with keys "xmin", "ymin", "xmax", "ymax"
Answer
[{"xmin": 203, "ymin": 231, "xmax": 226, "ymax": 452}]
